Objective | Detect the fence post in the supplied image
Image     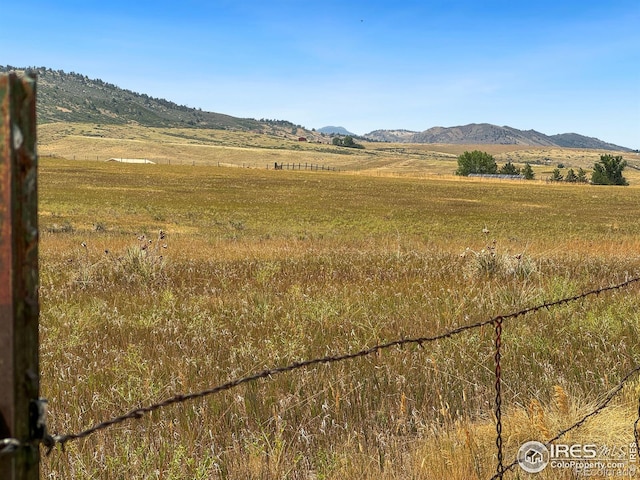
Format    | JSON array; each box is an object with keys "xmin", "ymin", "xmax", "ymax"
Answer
[{"xmin": 0, "ymin": 72, "xmax": 40, "ymax": 480}]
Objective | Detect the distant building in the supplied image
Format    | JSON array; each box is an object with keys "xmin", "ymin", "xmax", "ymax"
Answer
[
  {"xmin": 106, "ymin": 158, "xmax": 155, "ymax": 164},
  {"xmin": 468, "ymin": 174, "xmax": 524, "ymax": 180}
]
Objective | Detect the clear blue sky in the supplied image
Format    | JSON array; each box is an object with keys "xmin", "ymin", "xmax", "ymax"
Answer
[{"xmin": 2, "ymin": 0, "xmax": 639, "ymax": 148}]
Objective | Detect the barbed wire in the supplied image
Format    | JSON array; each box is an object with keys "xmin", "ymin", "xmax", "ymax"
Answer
[
  {"xmin": 2, "ymin": 274, "xmax": 639, "ymax": 478},
  {"xmin": 636, "ymin": 393, "xmax": 640, "ymax": 454},
  {"xmin": 494, "ymin": 317, "xmax": 504, "ymax": 478},
  {"xmin": 40, "ymin": 274, "xmax": 640, "ymax": 455},
  {"xmin": 491, "ymin": 363, "xmax": 640, "ymax": 479}
]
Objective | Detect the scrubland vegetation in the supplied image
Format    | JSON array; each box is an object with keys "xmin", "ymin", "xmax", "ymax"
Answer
[{"xmin": 39, "ymin": 157, "xmax": 640, "ymax": 479}]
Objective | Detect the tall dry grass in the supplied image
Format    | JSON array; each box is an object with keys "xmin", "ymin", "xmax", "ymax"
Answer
[{"xmin": 38, "ymin": 159, "xmax": 640, "ymax": 479}]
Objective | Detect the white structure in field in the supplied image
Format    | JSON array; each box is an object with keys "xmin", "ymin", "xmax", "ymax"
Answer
[{"xmin": 106, "ymin": 158, "xmax": 155, "ymax": 164}]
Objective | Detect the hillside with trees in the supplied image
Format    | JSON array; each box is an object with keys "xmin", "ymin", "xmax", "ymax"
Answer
[{"xmin": 1, "ymin": 66, "xmax": 321, "ymax": 141}]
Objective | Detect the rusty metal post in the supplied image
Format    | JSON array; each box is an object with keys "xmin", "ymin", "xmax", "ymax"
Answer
[{"xmin": 0, "ymin": 72, "xmax": 40, "ymax": 480}]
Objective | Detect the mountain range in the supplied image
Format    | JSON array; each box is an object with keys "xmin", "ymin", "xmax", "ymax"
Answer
[
  {"xmin": 364, "ymin": 124, "xmax": 631, "ymax": 151},
  {"xmin": 2, "ymin": 66, "xmax": 631, "ymax": 151}
]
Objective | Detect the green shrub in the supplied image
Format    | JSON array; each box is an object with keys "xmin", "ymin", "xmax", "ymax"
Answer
[{"xmin": 455, "ymin": 150, "xmax": 497, "ymax": 176}]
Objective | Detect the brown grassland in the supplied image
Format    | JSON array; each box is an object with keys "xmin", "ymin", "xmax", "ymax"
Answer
[
  {"xmin": 38, "ymin": 122, "xmax": 640, "ymax": 176},
  {"xmin": 37, "ymin": 127, "xmax": 640, "ymax": 479}
]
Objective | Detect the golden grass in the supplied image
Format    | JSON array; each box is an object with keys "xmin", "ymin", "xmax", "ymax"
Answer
[
  {"xmin": 37, "ymin": 153, "xmax": 640, "ymax": 479},
  {"xmin": 38, "ymin": 122, "xmax": 639, "ymax": 179}
]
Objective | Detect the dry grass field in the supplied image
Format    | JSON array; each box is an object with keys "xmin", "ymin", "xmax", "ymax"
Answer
[
  {"xmin": 36, "ymin": 132, "xmax": 640, "ymax": 479},
  {"xmin": 38, "ymin": 122, "xmax": 640, "ymax": 178}
]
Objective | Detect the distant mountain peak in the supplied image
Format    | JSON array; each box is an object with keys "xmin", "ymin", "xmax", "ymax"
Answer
[{"xmin": 317, "ymin": 126, "xmax": 355, "ymax": 135}]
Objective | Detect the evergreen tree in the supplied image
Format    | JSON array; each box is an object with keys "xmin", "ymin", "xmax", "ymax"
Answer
[
  {"xmin": 521, "ymin": 163, "xmax": 535, "ymax": 180},
  {"xmin": 576, "ymin": 168, "xmax": 588, "ymax": 183},
  {"xmin": 565, "ymin": 169, "xmax": 578, "ymax": 183},
  {"xmin": 591, "ymin": 154, "xmax": 628, "ymax": 185},
  {"xmin": 499, "ymin": 161, "xmax": 520, "ymax": 175},
  {"xmin": 550, "ymin": 168, "xmax": 563, "ymax": 182}
]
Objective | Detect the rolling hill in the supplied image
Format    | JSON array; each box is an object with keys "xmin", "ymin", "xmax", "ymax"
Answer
[
  {"xmin": 365, "ymin": 123, "xmax": 631, "ymax": 151},
  {"xmin": 1, "ymin": 65, "xmax": 321, "ymax": 141},
  {"xmin": 2, "ymin": 66, "xmax": 632, "ymax": 151}
]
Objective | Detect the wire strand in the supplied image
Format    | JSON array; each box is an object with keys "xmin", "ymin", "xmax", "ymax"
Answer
[{"xmin": 44, "ymin": 275, "xmax": 640, "ymax": 453}]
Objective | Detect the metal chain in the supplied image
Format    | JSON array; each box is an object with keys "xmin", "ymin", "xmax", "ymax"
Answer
[{"xmin": 494, "ymin": 316, "xmax": 504, "ymax": 479}]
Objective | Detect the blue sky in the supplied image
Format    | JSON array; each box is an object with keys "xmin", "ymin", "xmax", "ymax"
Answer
[{"xmin": 2, "ymin": 0, "xmax": 639, "ymax": 148}]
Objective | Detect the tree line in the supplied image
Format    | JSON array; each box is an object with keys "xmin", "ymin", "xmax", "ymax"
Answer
[
  {"xmin": 455, "ymin": 150, "xmax": 629, "ymax": 185},
  {"xmin": 332, "ymin": 135, "xmax": 364, "ymax": 149}
]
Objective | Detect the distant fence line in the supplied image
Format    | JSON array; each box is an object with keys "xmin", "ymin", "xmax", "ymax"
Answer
[
  {"xmin": 468, "ymin": 173, "xmax": 524, "ymax": 180},
  {"xmin": 270, "ymin": 162, "xmax": 338, "ymax": 171},
  {"xmin": 40, "ymin": 154, "xmax": 341, "ymax": 171}
]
